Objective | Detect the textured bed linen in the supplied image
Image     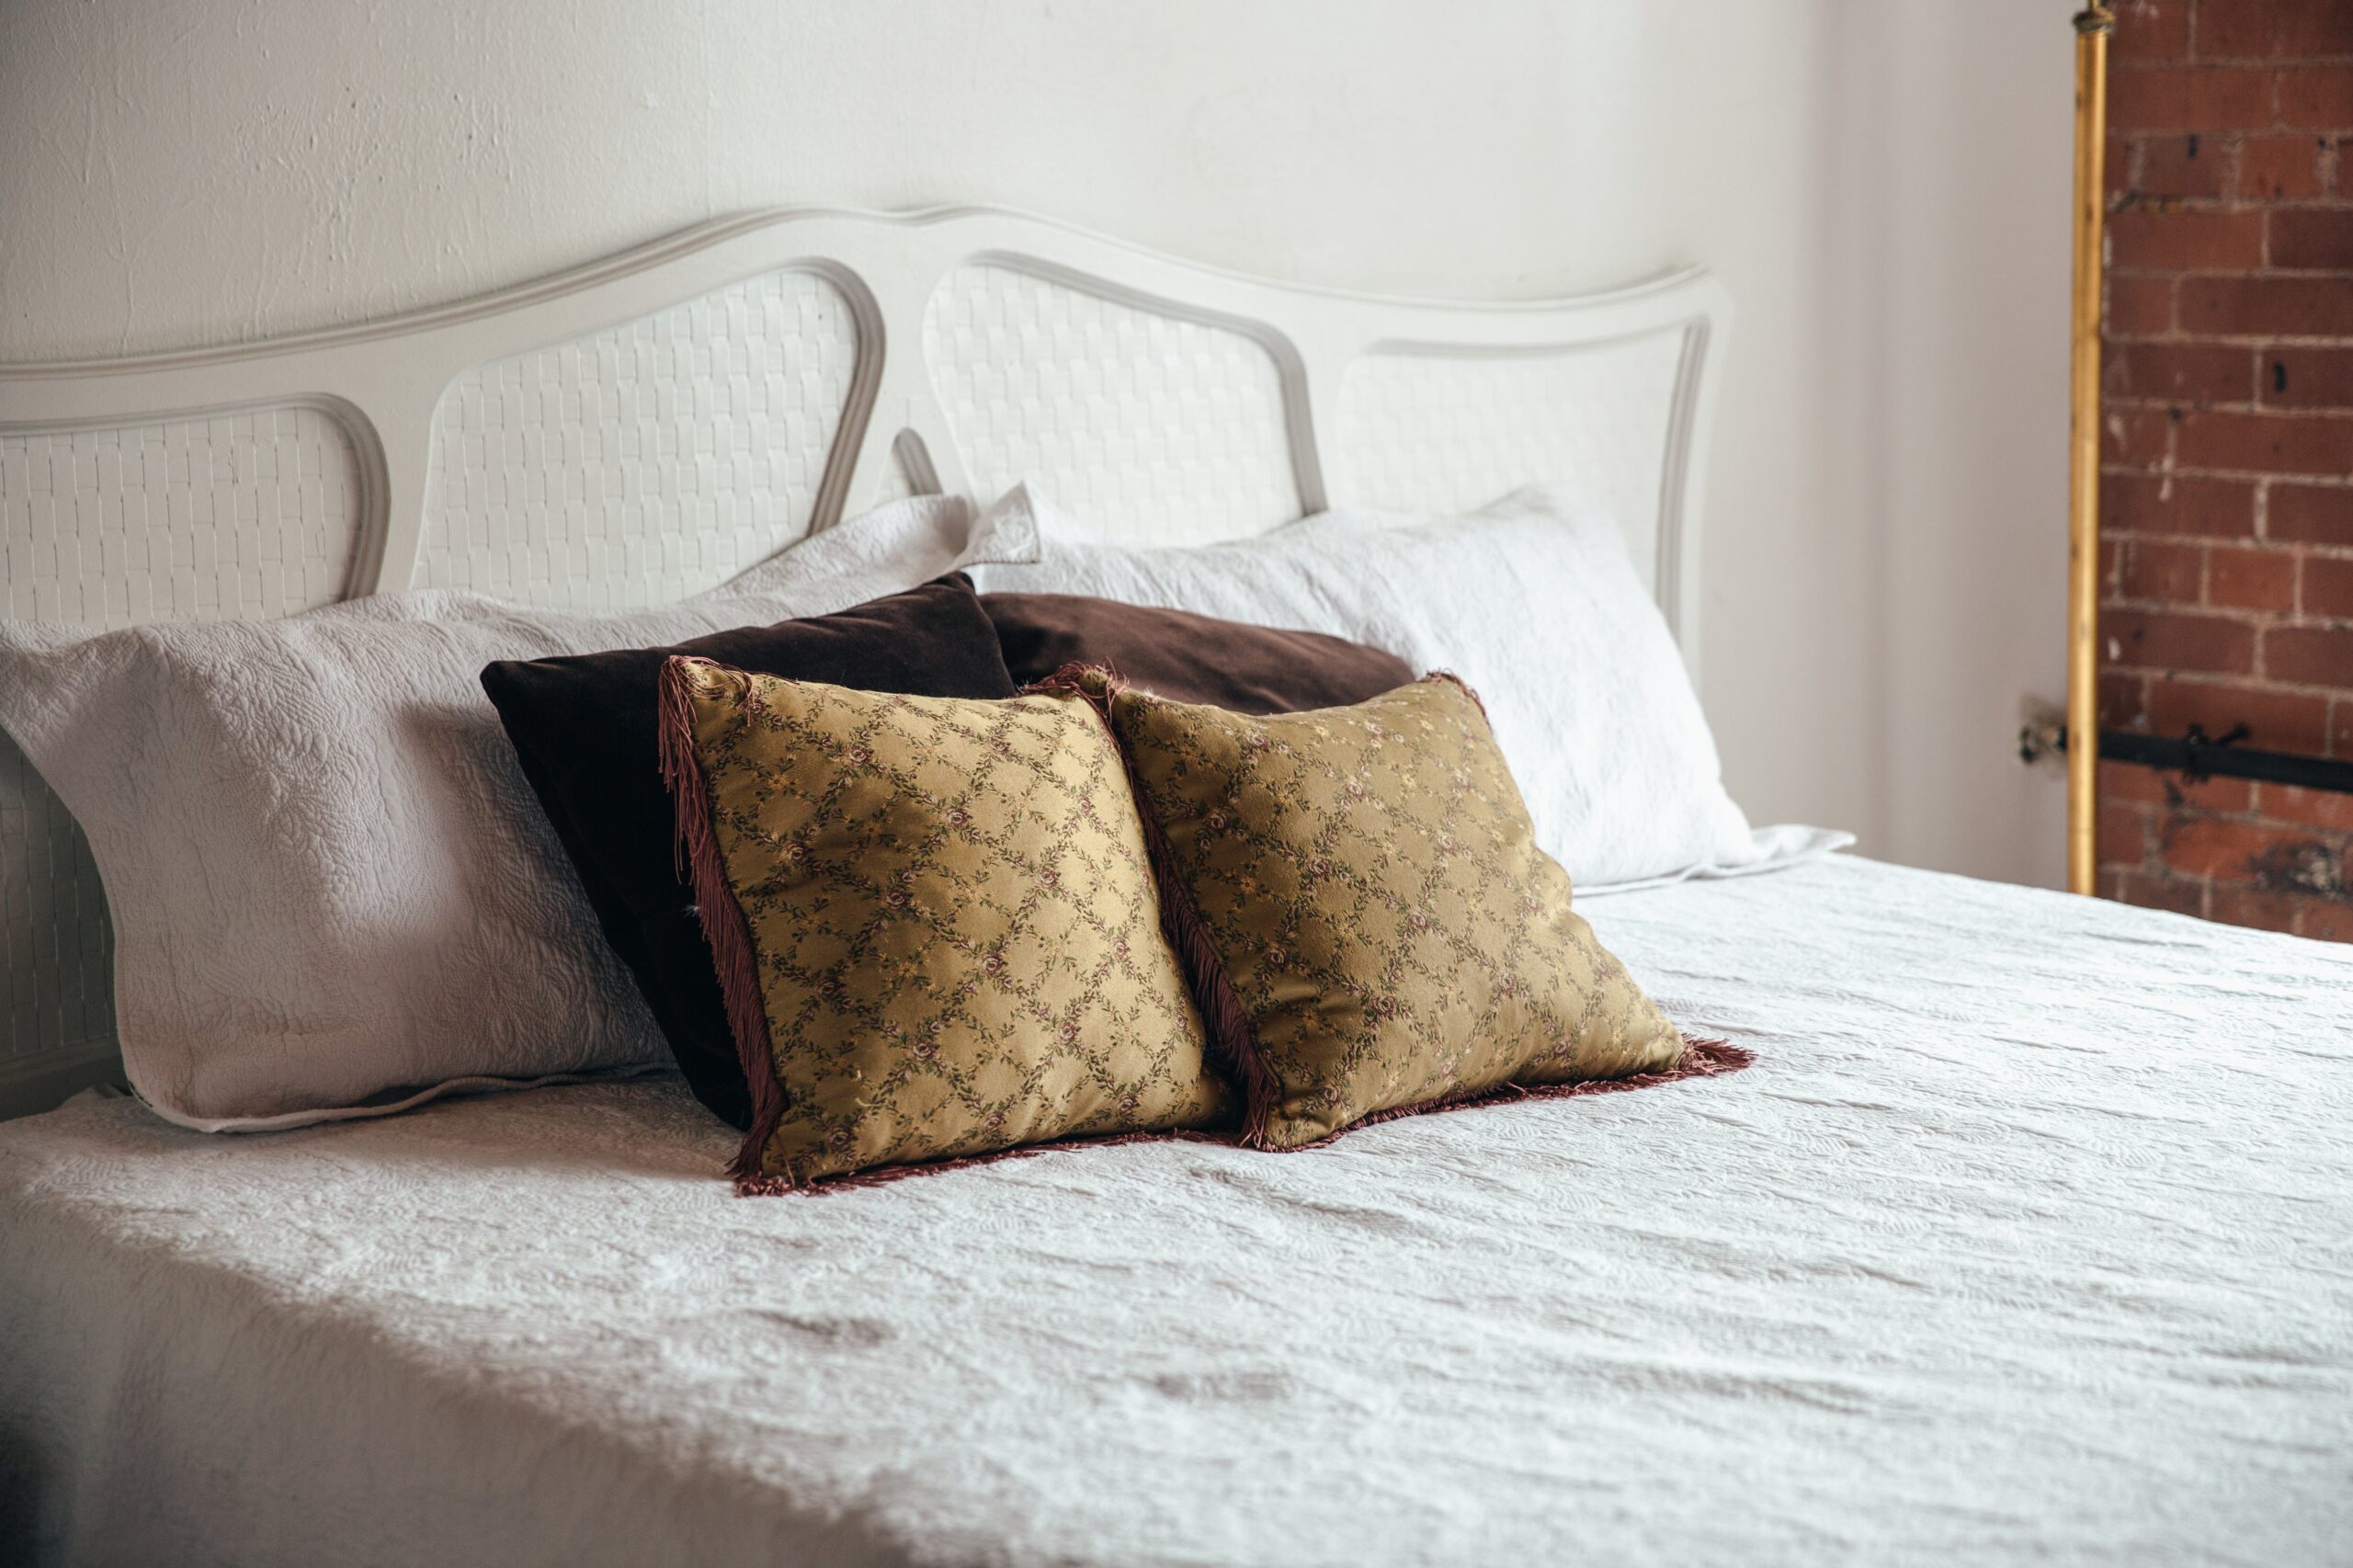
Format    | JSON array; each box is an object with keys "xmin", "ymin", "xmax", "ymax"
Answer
[{"xmin": 3, "ymin": 857, "xmax": 2349, "ymax": 1567}]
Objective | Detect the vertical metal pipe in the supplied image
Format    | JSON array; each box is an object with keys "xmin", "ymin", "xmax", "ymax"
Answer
[{"xmin": 2067, "ymin": 6, "xmax": 2114, "ymax": 896}]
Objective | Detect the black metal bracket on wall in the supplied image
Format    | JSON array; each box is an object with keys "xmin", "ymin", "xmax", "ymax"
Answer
[{"xmin": 2063, "ymin": 724, "xmax": 2353, "ymax": 796}]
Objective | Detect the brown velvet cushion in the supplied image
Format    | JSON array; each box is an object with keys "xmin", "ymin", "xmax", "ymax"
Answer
[
  {"xmin": 982, "ymin": 592, "xmax": 1415, "ymax": 715},
  {"xmin": 481, "ymin": 575, "xmax": 1017, "ymax": 1130}
]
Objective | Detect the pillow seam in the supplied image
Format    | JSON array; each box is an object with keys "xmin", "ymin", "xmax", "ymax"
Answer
[{"xmin": 1021, "ymin": 662, "xmax": 1281, "ymax": 1146}]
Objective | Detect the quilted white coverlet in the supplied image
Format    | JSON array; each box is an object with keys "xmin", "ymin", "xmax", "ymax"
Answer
[{"xmin": 3, "ymin": 856, "xmax": 2349, "ymax": 1566}]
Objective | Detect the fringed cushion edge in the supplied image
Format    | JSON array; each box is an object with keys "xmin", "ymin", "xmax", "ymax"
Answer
[{"xmin": 655, "ymin": 655, "xmax": 795, "ymax": 1190}]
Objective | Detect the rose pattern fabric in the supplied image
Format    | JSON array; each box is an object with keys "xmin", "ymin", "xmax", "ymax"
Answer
[
  {"xmin": 1099, "ymin": 673, "xmax": 1687, "ymax": 1148},
  {"xmin": 669, "ymin": 660, "xmax": 1232, "ymax": 1186}
]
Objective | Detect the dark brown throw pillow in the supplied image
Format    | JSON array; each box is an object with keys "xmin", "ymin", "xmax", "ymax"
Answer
[
  {"xmin": 481, "ymin": 575, "xmax": 1018, "ymax": 1130},
  {"xmin": 982, "ymin": 593, "xmax": 1415, "ymax": 715}
]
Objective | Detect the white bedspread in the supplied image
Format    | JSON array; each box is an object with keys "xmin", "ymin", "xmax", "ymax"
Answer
[{"xmin": 4, "ymin": 856, "xmax": 2349, "ymax": 1566}]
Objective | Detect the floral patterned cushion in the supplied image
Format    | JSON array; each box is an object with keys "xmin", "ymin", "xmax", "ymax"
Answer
[
  {"xmin": 658, "ymin": 656, "xmax": 1233, "ymax": 1188},
  {"xmin": 1079, "ymin": 668, "xmax": 1688, "ymax": 1149}
]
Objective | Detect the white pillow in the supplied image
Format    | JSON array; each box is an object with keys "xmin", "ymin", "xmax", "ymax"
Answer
[
  {"xmin": 971, "ymin": 483, "xmax": 1847, "ymax": 892},
  {"xmin": 0, "ymin": 495, "xmax": 1039, "ymax": 1131}
]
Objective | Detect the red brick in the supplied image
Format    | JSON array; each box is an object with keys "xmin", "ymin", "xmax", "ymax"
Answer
[
  {"xmin": 2145, "ymin": 676, "xmax": 2334, "ymax": 752},
  {"xmin": 2268, "ymin": 208, "xmax": 2353, "ymax": 268},
  {"xmin": 2109, "ymin": 867, "xmax": 2208, "ymax": 916},
  {"xmin": 2337, "ymin": 697, "xmax": 2353, "ymax": 755},
  {"xmin": 2300, "ymin": 899, "xmax": 2353, "ymax": 940},
  {"xmin": 2196, "ymin": 2, "xmax": 2353, "ymax": 60},
  {"xmin": 2238, "ymin": 133, "xmax": 2331, "ymax": 198},
  {"xmin": 2115, "ymin": 537, "xmax": 2207, "ymax": 601},
  {"xmin": 2303, "ymin": 552, "xmax": 2353, "ymax": 618},
  {"xmin": 2103, "ymin": 472, "xmax": 2258, "ymax": 536},
  {"xmin": 2126, "ymin": 132, "xmax": 2228, "ymax": 199},
  {"xmin": 2112, "ymin": 207, "xmax": 2268, "ymax": 269},
  {"xmin": 2158, "ymin": 816, "xmax": 2251, "ymax": 879},
  {"xmin": 2265, "ymin": 622, "xmax": 2353, "ymax": 682},
  {"xmin": 2107, "ymin": 274, "xmax": 2177, "ymax": 335},
  {"xmin": 2109, "ymin": 66, "xmax": 2279, "ymax": 131},
  {"xmin": 2109, "ymin": 342, "xmax": 2255, "ymax": 403},
  {"xmin": 2101, "ymin": 757, "xmax": 2256, "ymax": 813},
  {"xmin": 2268, "ymin": 483, "xmax": 2353, "ymax": 546},
  {"xmin": 2101, "ymin": 670, "xmax": 2151, "ymax": 728},
  {"xmin": 2208, "ymin": 883, "xmax": 2309, "ymax": 933},
  {"xmin": 2160, "ymin": 814, "xmax": 2321, "ymax": 881},
  {"xmin": 2112, "ymin": 0, "xmax": 2189, "ymax": 62},
  {"xmin": 2174, "ymin": 411, "xmax": 2353, "ymax": 474},
  {"xmin": 2179, "ymin": 275, "xmax": 2353, "ymax": 335},
  {"xmin": 2260, "ymin": 782, "xmax": 2353, "ymax": 832},
  {"xmin": 2279, "ymin": 66, "xmax": 2353, "ymax": 129},
  {"xmin": 2208, "ymin": 543, "xmax": 2300, "ymax": 608},
  {"xmin": 2263, "ymin": 347, "xmax": 2353, "ymax": 408},
  {"xmin": 2103, "ymin": 406, "xmax": 2177, "ymax": 467},
  {"xmin": 2108, "ymin": 134, "xmax": 2138, "ymax": 200},
  {"xmin": 2099, "ymin": 801, "xmax": 2151, "ymax": 866},
  {"xmin": 2107, "ymin": 607, "xmax": 2259, "ymax": 673}
]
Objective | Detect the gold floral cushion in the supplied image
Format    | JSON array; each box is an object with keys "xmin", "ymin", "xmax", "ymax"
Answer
[
  {"xmin": 658, "ymin": 656, "xmax": 1233, "ymax": 1188},
  {"xmin": 1073, "ymin": 668, "xmax": 1688, "ymax": 1150}
]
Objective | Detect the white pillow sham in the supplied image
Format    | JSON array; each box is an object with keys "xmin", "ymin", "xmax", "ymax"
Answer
[
  {"xmin": 970, "ymin": 483, "xmax": 1847, "ymax": 892},
  {"xmin": 0, "ymin": 495, "xmax": 1039, "ymax": 1131}
]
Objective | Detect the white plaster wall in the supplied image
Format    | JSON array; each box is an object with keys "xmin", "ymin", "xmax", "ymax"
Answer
[
  {"xmin": 0, "ymin": 0, "xmax": 2073, "ymax": 884},
  {"xmin": 1836, "ymin": 1, "xmax": 2076, "ymax": 889}
]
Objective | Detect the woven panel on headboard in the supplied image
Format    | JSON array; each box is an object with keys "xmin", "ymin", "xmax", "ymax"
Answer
[
  {"xmin": 0, "ymin": 409, "xmax": 364, "ymax": 1077},
  {"xmin": 1330, "ymin": 332, "xmax": 1687, "ymax": 589},
  {"xmin": 923, "ymin": 264, "xmax": 1302, "ymax": 547},
  {"xmin": 415, "ymin": 267, "xmax": 858, "ymax": 608}
]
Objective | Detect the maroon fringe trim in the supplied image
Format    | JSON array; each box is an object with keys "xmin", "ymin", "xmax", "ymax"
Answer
[
  {"xmin": 1419, "ymin": 667, "xmax": 1492, "ymax": 724},
  {"xmin": 1277, "ymin": 1034, "xmax": 1754, "ymax": 1151},
  {"xmin": 655, "ymin": 655, "xmax": 794, "ymax": 1190},
  {"xmin": 1022, "ymin": 662, "xmax": 1279, "ymax": 1146},
  {"xmin": 759, "ymin": 1127, "xmax": 1231, "ymax": 1197},
  {"xmin": 746, "ymin": 1036, "xmax": 1751, "ymax": 1195}
]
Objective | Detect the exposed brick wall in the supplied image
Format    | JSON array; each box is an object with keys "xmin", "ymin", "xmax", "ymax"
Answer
[{"xmin": 2097, "ymin": 0, "xmax": 2353, "ymax": 939}]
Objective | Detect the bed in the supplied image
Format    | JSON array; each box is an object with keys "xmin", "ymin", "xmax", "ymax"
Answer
[{"xmin": 2, "ymin": 209, "xmax": 2348, "ymax": 1565}]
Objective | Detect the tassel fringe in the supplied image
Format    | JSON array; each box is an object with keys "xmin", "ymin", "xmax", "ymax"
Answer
[
  {"xmin": 1420, "ymin": 668, "xmax": 1493, "ymax": 724},
  {"xmin": 745, "ymin": 1039, "xmax": 1751, "ymax": 1197},
  {"xmin": 1278, "ymin": 1034, "xmax": 1754, "ymax": 1151},
  {"xmin": 777, "ymin": 1128, "xmax": 1228, "ymax": 1196},
  {"xmin": 655, "ymin": 655, "xmax": 794, "ymax": 1189}
]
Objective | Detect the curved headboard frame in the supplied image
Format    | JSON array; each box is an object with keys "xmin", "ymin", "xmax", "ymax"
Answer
[{"xmin": 0, "ymin": 203, "xmax": 1730, "ymax": 660}]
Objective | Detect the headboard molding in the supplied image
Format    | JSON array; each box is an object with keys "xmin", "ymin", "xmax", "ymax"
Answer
[
  {"xmin": 0, "ymin": 205, "xmax": 1729, "ymax": 641},
  {"xmin": 0, "ymin": 205, "xmax": 1728, "ymax": 1113}
]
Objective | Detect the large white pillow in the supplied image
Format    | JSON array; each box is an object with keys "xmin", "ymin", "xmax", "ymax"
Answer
[
  {"xmin": 971, "ymin": 484, "xmax": 1847, "ymax": 892},
  {"xmin": 0, "ymin": 495, "xmax": 1038, "ymax": 1131}
]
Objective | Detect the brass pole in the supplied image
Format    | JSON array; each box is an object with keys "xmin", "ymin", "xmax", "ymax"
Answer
[{"xmin": 2066, "ymin": 6, "xmax": 2114, "ymax": 896}]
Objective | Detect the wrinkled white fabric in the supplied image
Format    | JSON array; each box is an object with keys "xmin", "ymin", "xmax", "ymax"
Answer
[
  {"xmin": 2, "ymin": 856, "xmax": 2346, "ymax": 1567},
  {"xmin": 0, "ymin": 496, "xmax": 1039, "ymax": 1129},
  {"xmin": 969, "ymin": 484, "xmax": 1851, "ymax": 891}
]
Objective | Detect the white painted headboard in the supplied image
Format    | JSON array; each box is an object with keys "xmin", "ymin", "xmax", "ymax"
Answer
[{"xmin": 0, "ymin": 205, "xmax": 1728, "ymax": 1115}]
